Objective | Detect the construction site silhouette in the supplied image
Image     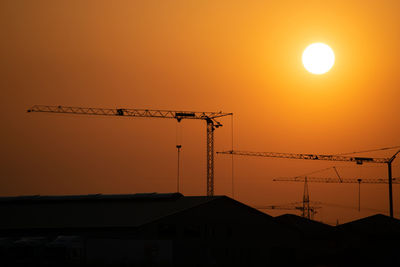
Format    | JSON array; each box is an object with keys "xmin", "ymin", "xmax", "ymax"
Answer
[{"xmin": 0, "ymin": 193, "xmax": 399, "ymax": 266}]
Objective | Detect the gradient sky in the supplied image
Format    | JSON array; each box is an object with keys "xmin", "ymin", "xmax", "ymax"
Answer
[{"xmin": 1, "ymin": 0, "xmax": 400, "ymax": 224}]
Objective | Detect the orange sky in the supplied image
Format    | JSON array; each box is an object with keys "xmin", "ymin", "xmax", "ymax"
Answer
[{"xmin": 1, "ymin": 0, "xmax": 400, "ymax": 224}]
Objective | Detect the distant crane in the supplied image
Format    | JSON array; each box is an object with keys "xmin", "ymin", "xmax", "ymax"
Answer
[
  {"xmin": 273, "ymin": 165, "xmax": 400, "ymax": 184},
  {"xmin": 218, "ymin": 149, "xmax": 400, "ymax": 217},
  {"xmin": 274, "ymin": 172, "xmax": 400, "ymax": 212},
  {"xmin": 28, "ymin": 105, "xmax": 233, "ymax": 196},
  {"xmin": 257, "ymin": 177, "xmax": 321, "ymax": 220}
]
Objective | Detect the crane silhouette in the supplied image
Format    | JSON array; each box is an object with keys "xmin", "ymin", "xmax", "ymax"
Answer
[
  {"xmin": 273, "ymin": 166, "xmax": 400, "ymax": 212},
  {"xmin": 256, "ymin": 177, "xmax": 320, "ymax": 220},
  {"xmin": 28, "ymin": 105, "xmax": 233, "ymax": 196},
  {"xmin": 218, "ymin": 148, "xmax": 400, "ymax": 217}
]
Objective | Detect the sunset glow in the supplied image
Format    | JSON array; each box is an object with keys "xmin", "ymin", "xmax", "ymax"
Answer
[{"xmin": 2, "ymin": 0, "xmax": 400, "ymax": 228}]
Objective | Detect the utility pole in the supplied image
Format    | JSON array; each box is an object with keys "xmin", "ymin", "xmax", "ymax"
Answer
[
  {"xmin": 176, "ymin": 144, "xmax": 182, "ymax": 193},
  {"xmin": 303, "ymin": 177, "xmax": 310, "ymax": 219},
  {"xmin": 357, "ymin": 178, "xmax": 361, "ymax": 212}
]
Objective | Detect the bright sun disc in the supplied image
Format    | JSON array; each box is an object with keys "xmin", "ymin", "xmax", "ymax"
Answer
[{"xmin": 302, "ymin": 43, "xmax": 335, "ymax": 75}]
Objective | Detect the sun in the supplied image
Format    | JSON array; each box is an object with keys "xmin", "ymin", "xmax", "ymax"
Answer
[{"xmin": 302, "ymin": 43, "xmax": 335, "ymax": 75}]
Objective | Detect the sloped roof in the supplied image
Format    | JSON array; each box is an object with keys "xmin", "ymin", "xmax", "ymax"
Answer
[
  {"xmin": 336, "ymin": 214, "xmax": 400, "ymax": 237},
  {"xmin": 0, "ymin": 193, "xmax": 223, "ymax": 230},
  {"xmin": 274, "ymin": 214, "xmax": 335, "ymax": 237},
  {"xmin": 0, "ymin": 192, "xmax": 183, "ymax": 203}
]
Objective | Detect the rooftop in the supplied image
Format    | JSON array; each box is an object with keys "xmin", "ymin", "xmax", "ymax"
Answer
[{"xmin": 0, "ymin": 193, "xmax": 223, "ymax": 230}]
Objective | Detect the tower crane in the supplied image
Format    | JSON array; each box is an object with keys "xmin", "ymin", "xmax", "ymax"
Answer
[
  {"xmin": 217, "ymin": 149, "xmax": 400, "ymax": 217},
  {"xmin": 274, "ymin": 174, "xmax": 400, "ymax": 212},
  {"xmin": 256, "ymin": 177, "xmax": 320, "ymax": 220},
  {"xmin": 28, "ymin": 105, "xmax": 233, "ymax": 196}
]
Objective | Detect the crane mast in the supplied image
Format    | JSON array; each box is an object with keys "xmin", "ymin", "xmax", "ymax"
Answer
[
  {"xmin": 218, "ymin": 149, "xmax": 400, "ymax": 217},
  {"xmin": 28, "ymin": 105, "xmax": 233, "ymax": 196}
]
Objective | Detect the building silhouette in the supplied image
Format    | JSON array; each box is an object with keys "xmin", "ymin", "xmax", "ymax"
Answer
[{"xmin": 0, "ymin": 193, "xmax": 399, "ymax": 266}]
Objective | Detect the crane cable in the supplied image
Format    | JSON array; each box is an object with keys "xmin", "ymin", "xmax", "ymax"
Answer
[
  {"xmin": 334, "ymin": 145, "xmax": 400, "ymax": 156},
  {"xmin": 294, "ymin": 166, "xmax": 338, "ymax": 179}
]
